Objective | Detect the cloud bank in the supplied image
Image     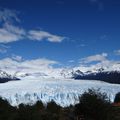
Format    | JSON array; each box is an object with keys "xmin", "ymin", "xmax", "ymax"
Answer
[
  {"xmin": 28, "ymin": 30, "xmax": 65, "ymax": 42},
  {"xmin": 0, "ymin": 8, "xmax": 65, "ymax": 43},
  {"xmin": 115, "ymin": 49, "xmax": 120, "ymax": 56},
  {"xmin": 0, "ymin": 23, "xmax": 25, "ymax": 43},
  {"xmin": 0, "ymin": 8, "xmax": 20, "ymax": 23},
  {"xmin": 0, "ymin": 57, "xmax": 59, "ymax": 77},
  {"xmin": 80, "ymin": 53, "xmax": 108, "ymax": 64}
]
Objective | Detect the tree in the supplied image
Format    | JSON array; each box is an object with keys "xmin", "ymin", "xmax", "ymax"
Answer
[
  {"xmin": 114, "ymin": 92, "xmax": 120, "ymax": 103},
  {"xmin": 74, "ymin": 89, "xmax": 112, "ymax": 120},
  {"xmin": 46, "ymin": 100, "xmax": 61, "ymax": 114},
  {"xmin": 46, "ymin": 100, "xmax": 61, "ymax": 120},
  {"xmin": 0, "ymin": 97, "xmax": 17, "ymax": 120}
]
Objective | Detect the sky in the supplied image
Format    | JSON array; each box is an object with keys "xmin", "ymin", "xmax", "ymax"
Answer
[{"xmin": 0, "ymin": 0, "xmax": 120, "ymax": 74}]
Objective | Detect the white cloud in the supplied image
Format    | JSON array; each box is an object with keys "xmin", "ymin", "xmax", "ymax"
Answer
[
  {"xmin": 0, "ymin": 24, "xmax": 65, "ymax": 43},
  {"xmin": 0, "ymin": 8, "xmax": 66, "ymax": 44},
  {"xmin": 0, "ymin": 8, "xmax": 25, "ymax": 43},
  {"xmin": 0, "ymin": 23, "xmax": 25, "ymax": 43},
  {"xmin": 12, "ymin": 55, "xmax": 23, "ymax": 62},
  {"xmin": 114, "ymin": 49, "xmax": 120, "ymax": 55},
  {"xmin": 0, "ymin": 44, "xmax": 10, "ymax": 53},
  {"xmin": 0, "ymin": 8, "xmax": 66, "ymax": 43},
  {"xmin": 80, "ymin": 44, "xmax": 86, "ymax": 47},
  {"xmin": 76, "ymin": 52, "xmax": 120, "ymax": 72},
  {"xmin": 80, "ymin": 53, "xmax": 108, "ymax": 63},
  {"xmin": 0, "ymin": 44, "xmax": 10, "ymax": 49},
  {"xmin": 0, "ymin": 57, "xmax": 59, "ymax": 76},
  {"xmin": 28, "ymin": 30, "xmax": 65, "ymax": 42},
  {"xmin": 68, "ymin": 60, "xmax": 75, "ymax": 63},
  {"xmin": 0, "ymin": 8, "xmax": 20, "ymax": 23},
  {"xmin": 74, "ymin": 58, "xmax": 120, "ymax": 73}
]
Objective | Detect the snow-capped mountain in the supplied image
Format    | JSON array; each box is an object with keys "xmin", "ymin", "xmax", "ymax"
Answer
[
  {"xmin": 58, "ymin": 64, "xmax": 120, "ymax": 84},
  {"xmin": 0, "ymin": 78, "xmax": 120, "ymax": 107},
  {"xmin": 0, "ymin": 61, "xmax": 120, "ymax": 84},
  {"xmin": 0, "ymin": 70, "xmax": 20, "ymax": 83},
  {"xmin": 6, "ymin": 66, "xmax": 120, "ymax": 84},
  {"xmin": 71, "ymin": 64, "xmax": 120, "ymax": 83},
  {"xmin": 15, "ymin": 72, "xmax": 48, "ymax": 79},
  {"xmin": 0, "ymin": 70, "xmax": 12, "ymax": 78}
]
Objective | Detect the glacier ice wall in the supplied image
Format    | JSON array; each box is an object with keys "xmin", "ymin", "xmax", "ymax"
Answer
[{"xmin": 0, "ymin": 78, "xmax": 120, "ymax": 107}]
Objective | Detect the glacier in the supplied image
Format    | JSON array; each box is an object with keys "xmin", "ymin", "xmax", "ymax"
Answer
[{"xmin": 0, "ymin": 78, "xmax": 120, "ymax": 107}]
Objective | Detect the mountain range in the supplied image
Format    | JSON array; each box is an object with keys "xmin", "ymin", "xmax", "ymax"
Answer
[
  {"xmin": 0, "ymin": 62, "xmax": 120, "ymax": 84},
  {"xmin": 0, "ymin": 70, "xmax": 20, "ymax": 83}
]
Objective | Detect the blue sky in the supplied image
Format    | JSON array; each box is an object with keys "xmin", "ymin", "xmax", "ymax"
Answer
[{"xmin": 0, "ymin": 0, "xmax": 120, "ymax": 69}]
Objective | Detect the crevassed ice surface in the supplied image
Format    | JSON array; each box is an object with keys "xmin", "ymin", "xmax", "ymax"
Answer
[{"xmin": 0, "ymin": 78, "xmax": 120, "ymax": 107}]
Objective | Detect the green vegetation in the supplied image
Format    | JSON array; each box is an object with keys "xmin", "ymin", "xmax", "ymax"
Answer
[{"xmin": 0, "ymin": 89, "xmax": 120, "ymax": 120}]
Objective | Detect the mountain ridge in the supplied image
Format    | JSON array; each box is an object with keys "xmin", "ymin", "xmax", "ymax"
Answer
[
  {"xmin": 0, "ymin": 62, "xmax": 120, "ymax": 84},
  {"xmin": 0, "ymin": 70, "xmax": 20, "ymax": 83}
]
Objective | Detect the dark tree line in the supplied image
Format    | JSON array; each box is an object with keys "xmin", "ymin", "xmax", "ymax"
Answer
[{"xmin": 0, "ymin": 89, "xmax": 120, "ymax": 120}]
